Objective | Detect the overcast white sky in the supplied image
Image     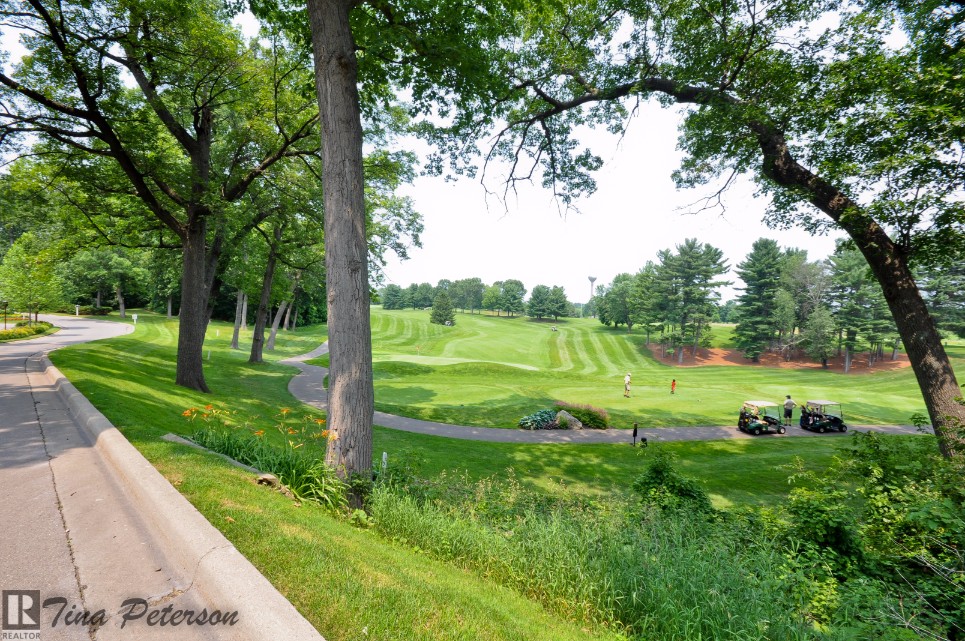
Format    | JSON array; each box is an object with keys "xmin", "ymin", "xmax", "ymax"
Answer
[{"xmin": 382, "ymin": 103, "xmax": 844, "ymax": 303}]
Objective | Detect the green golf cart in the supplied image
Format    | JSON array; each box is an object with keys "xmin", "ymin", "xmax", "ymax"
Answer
[
  {"xmin": 738, "ymin": 401, "xmax": 786, "ymax": 435},
  {"xmin": 800, "ymin": 400, "xmax": 848, "ymax": 433}
]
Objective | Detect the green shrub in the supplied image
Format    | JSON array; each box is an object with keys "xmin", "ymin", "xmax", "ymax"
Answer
[
  {"xmin": 631, "ymin": 450, "xmax": 714, "ymax": 513},
  {"xmin": 775, "ymin": 432, "xmax": 965, "ymax": 637},
  {"xmin": 517, "ymin": 409, "xmax": 558, "ymax": 430},
  {"xmin": 79, "ymin": 306, "xmax": 112, "ymax": 316},
  {"xmin": 554, "ymin": 401, "xmax": 609, "ymax": 428},
  {"xmin": 0, "ymin": 321, "xmax": 52, "ymax": 341}
]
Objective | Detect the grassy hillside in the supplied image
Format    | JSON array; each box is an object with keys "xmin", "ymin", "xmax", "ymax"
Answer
[{"xmin": 361, "ymin": 308, "xmax": 937, "ymax": 428}]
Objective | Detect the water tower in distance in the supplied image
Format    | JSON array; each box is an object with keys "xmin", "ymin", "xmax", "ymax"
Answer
[{"xmin": 587, "ymin": 276, "xmax": 597, "ymax": 317}]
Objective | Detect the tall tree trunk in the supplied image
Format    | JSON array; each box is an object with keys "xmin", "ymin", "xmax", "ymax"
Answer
[
  {"xmin": 844, "ymin": 346, "xmax": 852, "ymax": 373},
  {"xmin": 892, "ymin": 338, "xmax": 901, "ymax": 361},
  {"xmin": 266, "ymin": 300, "xmax": 288, "ymax": 351},
  {"xmin": 249, "ymin": 227, "xmax": 282, "ymax": 364},
  {"xmin": 291, "ymin": 306, "xmax": 299, "ymax": 331},
  {"xmin": 166, "ymin": 294, "xmax": 173, "ymax": 319},
  {"xmin": 116, "ymin": 284, "xmax": 126, "ymax": 319},
  {"xmin": 308, "ymin": 0, "xmax": 374, "ymax": 492},
  {"xmin": 175, "ymin": 219, "xmax": 215, "ymax": 392},
  {"xmin": 95, "ymin": 289, "xmax": 101, "ymax": 308},
  {"xmin": 231, "ymin": 289, "xmax": 244, "ymax": 350},
  {"xmin": 241, "ymin": 292, "xmax": 248, "ymax": 329}
]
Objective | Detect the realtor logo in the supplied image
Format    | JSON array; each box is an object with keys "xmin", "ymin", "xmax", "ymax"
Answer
[{"xmin": 2, "ymin": 591, "xmax": 40, "ymax": 631}]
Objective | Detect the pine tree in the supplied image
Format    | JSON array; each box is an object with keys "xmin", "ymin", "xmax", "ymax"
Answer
[
  {"xmin": 734, "ymin": 238, "xmax": 784, "ymax": 361},
  {"xmin": 547, "ymin": 286, "xmax": 571, "ymax": 320},
  {"xmin": 430, "ymin": 291, "xmax": 456, "ymax": 326}
]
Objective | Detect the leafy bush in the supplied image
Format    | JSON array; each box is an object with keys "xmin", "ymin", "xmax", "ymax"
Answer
[
  {"xmin": 776, "ymin": 432, "xmax": 965, "ymax": 637},
  {"xmin": 554, "ymin": 401, "xmax": 609, "ymax": 429},
  {"xmin": 631, "ymin": 450, "xmax": 714, "ymax": 513},
  {"xmin": 517, "ymin": 409, "xmax": 558, "ymax": 430},
  {"xmin": 79, "ymin": 306, "xmax": 112, "ymax": 316}
]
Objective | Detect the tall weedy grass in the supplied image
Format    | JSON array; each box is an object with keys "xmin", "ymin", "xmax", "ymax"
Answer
[
  {"xmin": 368, "ymin": 473, "xmax": 819, "ymax": 640},
  {"xmin": 185, "ymin": 406, "xmax": 347, "ymax": 513}
]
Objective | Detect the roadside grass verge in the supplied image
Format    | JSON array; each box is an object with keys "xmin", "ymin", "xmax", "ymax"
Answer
[
  {"xmin": 134, "ymin": 429, "xmax": 623, "ymax": 641},
  {"xmin": 51, "ymin": 311, "xmax": 329, "ymax": 447}
]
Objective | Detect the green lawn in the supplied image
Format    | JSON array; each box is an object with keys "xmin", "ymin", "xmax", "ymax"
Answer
[{"xmin": 347, "ymin": 308, "xmax": 940, "ymax": 429}]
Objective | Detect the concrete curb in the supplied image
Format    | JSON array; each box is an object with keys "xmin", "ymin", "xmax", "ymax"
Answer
[{"xmin": 40, "ymin": 356, "xmax": 325, "ymax": 641}]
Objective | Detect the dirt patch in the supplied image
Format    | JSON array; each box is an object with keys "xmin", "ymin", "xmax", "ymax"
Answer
[{"xmin": 643, "ymin": 343, "xmax": 911, "ymax": 373}]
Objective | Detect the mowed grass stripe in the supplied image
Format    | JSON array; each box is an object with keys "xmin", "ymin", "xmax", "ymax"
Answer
[
  {"xmin": 593, "ymin": 330, "xmax": 635, "ymax": 375},
  {"xmin": 569, "ymin": 327, "xmax": 601, "ymax": 376},
  {"xmin": 548, "ymin": 330, "xmax": 565, "ymax": 370}
]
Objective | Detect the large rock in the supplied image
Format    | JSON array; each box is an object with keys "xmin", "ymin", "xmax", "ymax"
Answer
[{"xmin": 555, "ymin": 410, "xmax": 583, "ymax": 430}]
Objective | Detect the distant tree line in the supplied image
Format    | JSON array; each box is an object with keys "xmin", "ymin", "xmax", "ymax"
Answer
[{"xmin": 380, "ymin": 278, "xmax": 575, "ymax": 321}]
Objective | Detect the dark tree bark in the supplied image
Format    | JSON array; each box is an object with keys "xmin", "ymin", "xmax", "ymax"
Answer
[
  {"xmin": 307, "ymin": 0, "xmax": 374, "ymax": 490},
  {"xmin": 176, "ymin": 219, "xmax": 217, "ymax": 391},
  {"xmin": 748, "ymin": 118, "xmax": 965, "ymax": 458}
]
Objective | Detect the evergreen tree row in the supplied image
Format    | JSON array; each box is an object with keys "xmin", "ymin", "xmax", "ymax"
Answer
[{"xmin": 592, "ymin": 237, "xmax": 964, "ymax": 369}]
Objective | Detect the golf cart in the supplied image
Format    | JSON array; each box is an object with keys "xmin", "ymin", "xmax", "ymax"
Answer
[
  {"xmin": 800, "ymin": 400, "xmax": 848, "ymax": 433},
  {"xmin": 738, "ymin": 401, "xmax": 786, "ymax": 435}
]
